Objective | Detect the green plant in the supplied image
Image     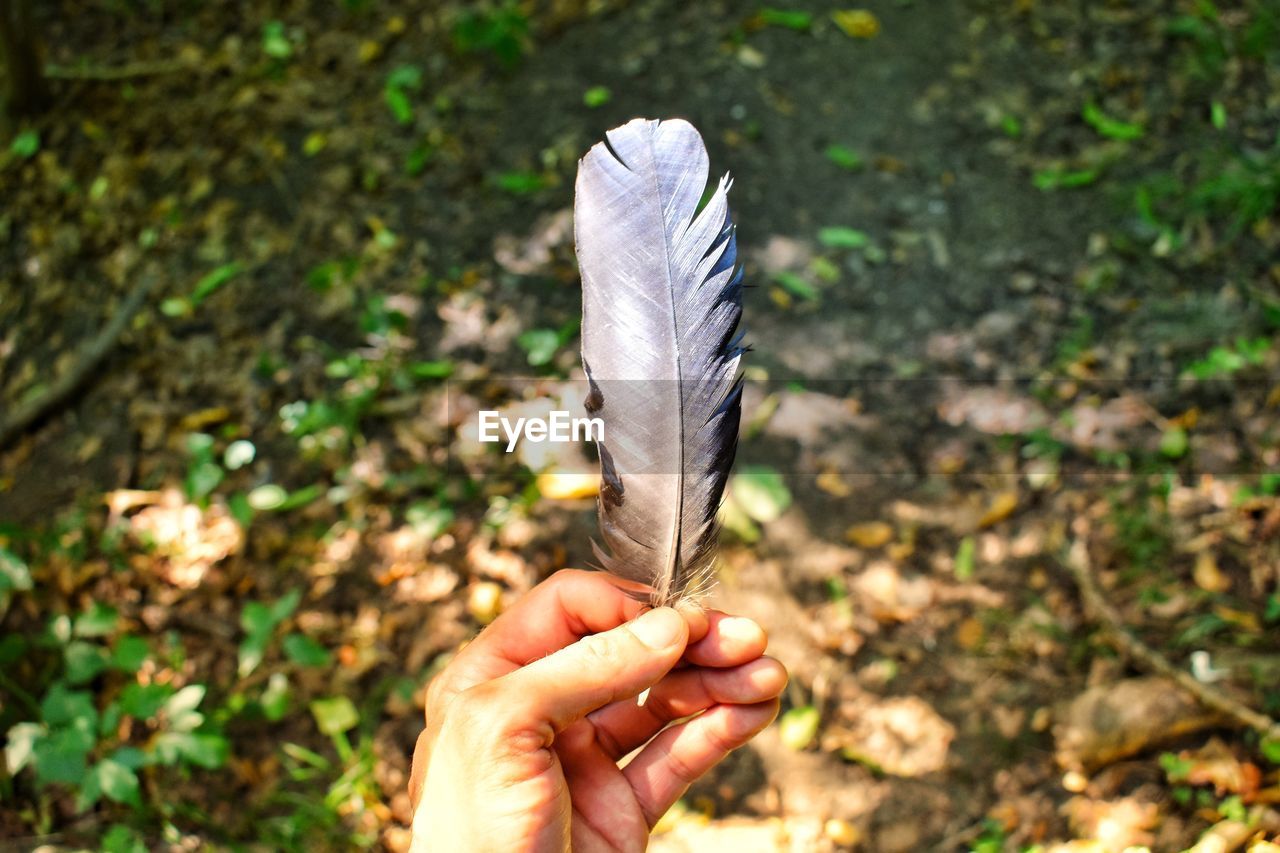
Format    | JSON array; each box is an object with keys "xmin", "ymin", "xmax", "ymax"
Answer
[
  {"xmin": 160, "ymin": 262, "xmax": 243, "ymax": 317},
  {"xmin": 452, "ymin": 2, "xmax": 529, "ymax": 67},
  {"xmin": 1183, "ymin": 337, "xmax": 1271, "ymax": 378},
  {"xmin": 1082, "ymin": 101, "xmax": 1144, "ymax": 141},
  {"xmin": 384, "ymin": 65, "xmax": 423, "ymax": 126},
  {"xmin": 3, "ymin": 605, "xmax": 229, "ymax": 823},
  {"xmin": 261, "ymin": 20, "xmax": 295, "ymax": 63},
  {"xmin": 238, "ymin": 589, "xmax": 302, "ymax": 677},
  {"xmin": 516, "ymin": 318, "xmax": 580, "ymax": 368},
  {"xmin": 758, "ymin": 8, "xmax": 813, "ymax": 31}
]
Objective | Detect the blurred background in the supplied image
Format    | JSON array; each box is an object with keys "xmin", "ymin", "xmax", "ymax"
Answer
[{"xmin": 2, "ymin": 0, "xmax": 1279, "ymax": 850}]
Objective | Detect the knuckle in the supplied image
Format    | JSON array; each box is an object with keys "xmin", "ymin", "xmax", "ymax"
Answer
[{"xmin": 575, "ymin": 630, "xmax": 622, "ymax": 667}]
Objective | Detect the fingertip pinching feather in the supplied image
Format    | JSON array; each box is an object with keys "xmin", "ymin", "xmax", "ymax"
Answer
[{"xmin": 575, "ymin": 118, "xmax": 745, "ymax": 608}]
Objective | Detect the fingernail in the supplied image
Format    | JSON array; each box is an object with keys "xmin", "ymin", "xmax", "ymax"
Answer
[
  {"xmin": 630, "ymin": 607, "xmax": 683, "ymax": 650},
  {"xmin": 719, "ymin": 616, "xmax": 765, "ymax": 645}
]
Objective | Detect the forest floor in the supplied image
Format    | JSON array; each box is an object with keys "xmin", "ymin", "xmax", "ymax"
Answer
[{"xmin": 2, "ymin": 0, "xmax": 1279, "ymax": 850}]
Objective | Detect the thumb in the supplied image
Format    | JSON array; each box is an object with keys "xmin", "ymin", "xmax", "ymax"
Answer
[{"xmin": 497, "ymin": 607, "xmax": 688, "ymax": 731}]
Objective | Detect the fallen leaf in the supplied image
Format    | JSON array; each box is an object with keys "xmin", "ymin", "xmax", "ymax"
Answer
[
  {"xmin": 955, "ymin": 617, "xmax": 984, "ymax": 650},
  {"xmin": 832, "ymin": 9, "xmax": 880, "ymax": 39},
  {"xmin": 846, "ymin": 521, "xmax": 893, "ymax": 548},
  {"xmin": 978, "ymin": 491, "xmax": 1019, "ymax": 528},
  {"xmin": 178, "ymin": 406, "xmax": 231, "ymax": 431},
  {"xmin": 816, "ymin": 468, "xmax": 852, "ymax": 498},
  {"xmin": 1179, "ymin": 739, "xmax": 1263, "ymax": 799},
  {"xmin": 1193, "ymin": 551, "xmax": 1230, "ymax": 593}
]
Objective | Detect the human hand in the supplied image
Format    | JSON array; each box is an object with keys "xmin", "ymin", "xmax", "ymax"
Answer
[{"xmin": 408, "ymin": 569, "xmax": 786, "ymax": 852}]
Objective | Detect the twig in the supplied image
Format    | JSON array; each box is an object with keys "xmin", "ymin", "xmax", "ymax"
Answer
[
  {"xmin": 0, "ymin": 273, "xmax": 158, "ymax": 449},
  {"xmin": 1064, "ymin": 537, "xmax": 1280, "ymax": 742},
  {"xmin": 44, "ymin": 59, "xmax": 187, "ymax": 81}
]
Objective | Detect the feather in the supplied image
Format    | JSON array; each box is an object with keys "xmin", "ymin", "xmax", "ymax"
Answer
[{"xmin": 575, "ymin": 117, "xmax": 745, "ymax": 608}]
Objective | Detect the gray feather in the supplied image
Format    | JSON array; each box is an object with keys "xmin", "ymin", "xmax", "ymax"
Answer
[{"xmin": 575, "ymin": 118, "xmax": 744, "ymax": 607}]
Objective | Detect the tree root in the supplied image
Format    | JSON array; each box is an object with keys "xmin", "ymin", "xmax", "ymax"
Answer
[
  {"xmin": 1064, "ymin": 537, "xmax": 1280, "ymax": 744},
  {"xmin": 0, "ymin": 273, "xmax": 158, "ymax": 449}
]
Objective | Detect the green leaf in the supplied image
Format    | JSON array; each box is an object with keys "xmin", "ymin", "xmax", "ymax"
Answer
[
  {"xmin": 74, "ymin": 602, "xmax": 119, "ymax": 638},
  {"xmin": 583, "ymin": 85, "xmax": 611, "ymax": 108},
  {"xmin": 405, "ymin": 142, "xmax": 434, "ymax": 176},
  {"xmin": 0, "ymin": 546, "xmax": 33, "ymax": 594},
  {"xmin": 10, "ymin": 129, "xmax": 40, "ymax": 159},
  {"xmin": 779, "ymin": 705, "xmax": 820, "ymax": 750},
  {"xmin": 407, "ymin": 503, "xmax": 454, "ymax": 538},
  {"xmin": 817, "ymin": 226, "xmax": 870, "ymax": 250},
  {"xmin": 239, "ymin": 634, "xmax": 268, "ymax": 678},
  {"xmin": 824, "ymin": 144, "xmax": 863, "ymax": 171},
  {"xmin": 283, "ymin": 633, "xmax": 331, "ymax": 667},
  {"xmin": 517, "ymin": 329, "xmax": 561, "ymax": 366},
  {"xmin": 110, "ymin": 636, "xmax": 150, "ymax": 673},
  {"xmin": 773, "ymin": 271, "xmax": 818, "ymax": 300},
  {"xmin": 109, "ymin": 746, "xmax": 151, "ymax": 770},
  {"xmin": 276, "ymin": 484, "xmax": 323, "ymax": 510},
  {"xmin": 385, "ymin": 85, "xmax": 415, "ymax": 125},
  {"xmin": 731, "ymin": 466, "xmax": 793, "ymax": 523},
  {"xmin": 93, "ymin": 758, "xmax": 142, "ymax": 806},
  {"xmin": 386, "ymin": 64, "xmax": 423, "ymax": 91},
  {"xmin": 101, "ymin": 824, "xmax": 147, "ymax": 853},
  {"xmin": 65, "ymin": 641, "xmax": 109, "ymax": 685},
  {"xmin": 190, "ymin": 263, "xmax": 242, "ymax": 305},
  {"xmin": 1033, "ymin": 168, "xmax": 1100, "ymax": 190},
  {"xmin": 759, "ymin": 8, "xmax": 813, "ymax": 30},
  {"xmin": 0, "ymin": 634, "xmax": 25, "ymax": 667},
  {"xmin": 240, "ymin": 599, "xmax": 281, "ymax": 638},
  {"xmin": 152, "ymin": 731, "xmax": 229, "ymax": 769},
  {"xmin": 1265, "ymin": 594, "xmax": 1280, "ymax": 624},
  {"xmin": 261, "ymin": 672, "xmax": 290, "ymax": 722},
  {"xmin": 228, "ymin": 492, "xmax": 255, "ymax": 528},
  {"xmin": 186, "ymin": 460, "xmax": 224, "ymax": 500},
  {"xmin": 119, "ymin": 682, "xmax": 173, "ymax": 720},
  {"xmin": 1210, "ymin": 100, "xmax": 1226, "ymax": 130},
  {"xmin": 262, "ymin": 21, "xmax": 293, "ymax": 59},
  {"xmin": 310, "ymin": 696, "xmax": 359, "ymax": 736},
  {"xmin": 163, "ymin": 685, "xmax": 206, "ymax": 719},
  {"xmin": 5, "ymin": 722, "xmax": 44, "ymax": 774},
  {"xmin": 1160, "ymin": 426, "xmax": 1189, "ymax": 459},
  {"xmin": 41, "ymin": 682, "xmax": 98, "ymax": 728},
  {"xmin": 1261, "ymin": 736, "xmax": 1280, "ymax": 765},
  {"xmin": 409, "ymin": 360, "xmax": 454, "ymax": 380},
  {"xmin": 223, "ymin": 440, "xmax": 256, "ymax": 470},
  {"xmin": 34, "ymin": 726, "xmax": 93, "ymax": 784},
  {"xmin": 269, "ymin": 589, "xmax": 302, "ymax": 623},
  {"xmin": 493, "ymin": 171, "xmax": 549, "ymax": 195},
  {"xmin": 955, "ymin": 536, "xmax": 976, "ymax": 580},
  {"xmin": 1082, "ymin": 101, "xmax": 1144, "ymax": 140},
  {"xmin": 247, "ymin": 484, "xmax": 288, "ymax": 510}
]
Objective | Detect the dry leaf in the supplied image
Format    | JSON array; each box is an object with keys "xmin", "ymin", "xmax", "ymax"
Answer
[
  {"xmin": 1193, "ymin": 551, "xmax": 1230, "ymax": 593},
  {"xmin": 816, "ymin": 468, "xmax": 852, "ymax": 498},
  {"xmin": 846, "ymin": 521, "xmax": 893, "ymax": 548},
  {"xmin": 978, "ymin": 491, "xmax": 1019, "ymax": 528},
  {"xmin": 955, "ymin": 617, "xmax": 984, "ymax": 650},
  {"xmin": 832, "ymin": 9, "xmax": 881, "ymax": 39}
]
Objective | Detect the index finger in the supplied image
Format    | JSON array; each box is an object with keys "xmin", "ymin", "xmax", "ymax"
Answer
[{"xmin": 432, "ymin": 569, "xmax": 708, "ymax": 700}]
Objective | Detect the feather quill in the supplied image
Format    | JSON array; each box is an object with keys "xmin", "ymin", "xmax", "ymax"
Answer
[{"xmin": 575, "ymin": 118, "xmax": 745, "ymax": 608}]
